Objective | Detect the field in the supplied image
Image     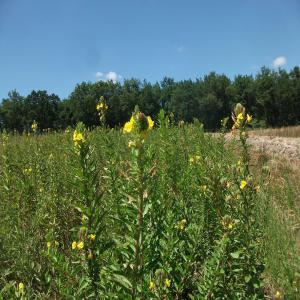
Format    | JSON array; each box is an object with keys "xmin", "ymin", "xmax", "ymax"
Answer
[
  {"xmin": 0, "ymin": 113, "xmax": 299, "ymax": 299},
  {"xmin": 252, "ymin": 126, "xmax": 300, "ymax": 138}
]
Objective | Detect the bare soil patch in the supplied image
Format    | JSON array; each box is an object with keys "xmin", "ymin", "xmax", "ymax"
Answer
[{"xmin": 246, "ymin": 133, "xmax": 300, "ymax": 163}]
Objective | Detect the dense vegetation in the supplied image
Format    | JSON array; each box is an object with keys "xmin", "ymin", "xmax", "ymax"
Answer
[
  {"xmin": 0, "ymin": 106, "xmax": 299, "ymax": 299},
  {"xmin": 1, "ymin": 66, "xmax": 300, "ymax": 132}
]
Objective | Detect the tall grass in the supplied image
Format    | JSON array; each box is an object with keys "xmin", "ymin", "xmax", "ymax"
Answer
[
  {"xmin": 251, "ymin": 125, "xmax": 300, "ymax": 138},
  {"xmin": 252, "ymin": 151, "xmax": 300, "ymax": 298},
  {"xmin": 0, "ymin": 112, "xmax": 299, "ymax": 299}
]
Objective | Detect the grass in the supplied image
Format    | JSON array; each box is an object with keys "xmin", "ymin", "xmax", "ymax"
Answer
[
  {"xmin": 250, "ymin": 149, "xmax": 300, "ymax": 298},
  {"xmin": 251, "ymin": 125, "xmax": 300, "ymax": 138},
  {"xmin": 0, "ymin": 119, "xmax": 299, "ymax": 299}
]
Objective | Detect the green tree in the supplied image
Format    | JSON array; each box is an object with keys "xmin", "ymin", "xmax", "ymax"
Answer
[
  {"xmin": 0, "ymin": 90, "xmax": 25, "ymax": 132},
  {"xmin": 168, "ymin": 80, "xmax": 198, "ymax": 122},
  {"xmin": 23, "ymin": 90, "xmax": 61, "ymax": 130}
]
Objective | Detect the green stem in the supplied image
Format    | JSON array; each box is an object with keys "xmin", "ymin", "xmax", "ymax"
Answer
[
  {"xmin": 132, "ymin": 143, "xmax": 145, "ymax": 299},
  {"xmin": 80, "ymin": 144, "xmax": 99, "ymax": 297}
]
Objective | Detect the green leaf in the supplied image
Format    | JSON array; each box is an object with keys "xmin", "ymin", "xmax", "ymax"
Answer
[
  {"xmin": 230, "ymin": 251, "xmax": 241, "ymax": 259},
  {"xmin": 112, "ymin": 274, "xmax": 132, "ymax": 290},
  {"xmin": 78, "ymin": 277, "xmax": 90, "ymax": 294}
]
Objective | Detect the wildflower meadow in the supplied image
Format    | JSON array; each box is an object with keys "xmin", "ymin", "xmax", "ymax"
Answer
[{"xmin": 0, "ymin": 104, "xmax": 299, "ymax": 299}]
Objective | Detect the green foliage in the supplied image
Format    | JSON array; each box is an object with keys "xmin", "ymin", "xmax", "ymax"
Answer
[
  {"xmin": 0, "ymin": 108, "xmax": 298, "ymax": 299},
  {"xmin": 1, "ymin": 66, "xmax": 300, "ymax": 132}
]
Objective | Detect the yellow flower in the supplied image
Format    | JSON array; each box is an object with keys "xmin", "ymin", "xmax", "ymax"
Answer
[
  {"xmin": 123, "ymin": 113, "xmax": 154, "ymax": 138},
  {"xmin": 73, "ymin": 130, "xmax": 84, "ymax": 146},
  {"xmin": 147, "ymin": 116, "xmax": 154, "ymax": 129},
  {"xmin": 221, "ymin": 215, "xmax": 234, "ymax": 230},
  {"xmin": 237, "ymin": 113, "xmax": 244, "ymax": 121},
  {"xmin": 77, "ymin": 241, "xmax": 84, "ymax": 250},
  {"xmin": 123, "ymin": 116, "xmax": 134, "ymax": 133},
  {"xmin": 246, "ymin": 114, "xmax": 252, "ymax": 123},
  {"xmin": 233, "ymin": 112, "xmax": 244, "ymax": 128},
  {"xmin": 240, "ymin": 180, "xmax": 247, "ymax": 190},
  {"xmin": 165, "ymin": 278, "xmax": 171, "ymax": 288},
  {"xmin": 18, "ymin": 282, "xmax": 25, "ymax": 293},
  {"xmin": 149, "ymin": 281, "xmax": 155, "ymax": 291},
  {"xmin": 72, "ymin": 241, "xmax": 77, "ymax": 250},
  {"xmin": 81, "ymin": 214, "xmax": 88, "ymax": 224},
  {"xmin": 24, "ymin": 167, "xmax": 32, "ymax": 174},
  {"xmin": 201, "ymin": 185, "xmax": 207, "ymax": 191},
  {"xmin": 54, "ymin": 241, "xmax": 59, "ymax": 247},
  {"xmin": 88, "ymin": 234, "xmax": 96, "ymax": 241},
  {"xmin": 96, "ymin": 102, "xmax": 108, "ymax": 111},
  {"xmin": 189, "ymin": 155, "xmax": 201, "ymax": 165},
  {"xmin": 47, "ymin": 242, "xmax": 51, "ymax": 249},
  {"xmin": 31, "ymin": 121, "xmax": 38, "ymax": 131},
  {"xmin": 175, "ymin": 219, "xmax": 187, "ymax": 230},
  {"xmin": 274, "ymin": 290, "xmax": 282, "ymax": 299}
]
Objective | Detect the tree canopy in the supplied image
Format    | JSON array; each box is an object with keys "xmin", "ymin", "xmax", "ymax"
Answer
[{"xmin": 1, "ymin": 66, "xmax": 300, "ymax": 132}]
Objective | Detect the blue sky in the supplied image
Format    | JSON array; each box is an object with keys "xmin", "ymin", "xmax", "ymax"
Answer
[{"xmin": 0, "ymin": 0, "xmax": 299, "ymax": 99}]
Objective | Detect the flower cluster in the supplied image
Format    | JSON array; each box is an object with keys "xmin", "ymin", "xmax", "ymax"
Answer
[
  {"xmin": 72, "ymin": 241, "xmax": 84, "ymax": 250},
  {"xmin": 73, "ymin": 130, "xmax": 84, "ymax": 147},
  {"xmin": 189, "ymin": 155, "xmax": 201, "ymax": 165},
  {"xmin": 175, "ymin": 219, "xmax": 187, "ymax": 230},
  {"xmin": 96, "ymin": 102, "xmax": 108, "ymax": 111},
  {"xmin": 18, "ymin": 282, "xmax": 25, "ymax": 295},
  {"xmin": 96, "ymin": 96, "xmax": 108, "ymax": 125},
  {"xmin": 221, "ymin": 215, "xmax": 234, "ymax": 230},
  {"xmin": 88, "ymin": 233, "xmax": 96, "ymax": 241},
  {"xmin": 149, "ymin": 278, "xmax": 171, "ymax": 291},
  {"xmin": 123, "ymin": 112, "xmax": 154, "ymax": 139},
  {"xmin": 47, "ymin": 240, "xmax": 59, "ymax": 249},
  {"xmin": 240, "ymin": 180, "xmax": 247, "ymax": 190},
  {"xmin": 23, "ymin": 167, "xmax": 32, "ymax": 174},
  {"xmin": 274, "ymin": 290, "xmax": 282, "ymax": 299},
  {"xmin": 149, "ymin": 281, "xmax": 155, "ymax": 291},
  {"xmin": 231, "ymin": 103, "xmax": 252, "ymax": 130},
  {"xmin": 31, "ymin": 120, "xmax": 38, "ymax": 132}
]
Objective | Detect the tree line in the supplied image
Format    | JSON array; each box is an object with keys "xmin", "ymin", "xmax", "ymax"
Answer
[{"xmin": 1, "ymin": 66, "xmax": 299, "ymax": 132}]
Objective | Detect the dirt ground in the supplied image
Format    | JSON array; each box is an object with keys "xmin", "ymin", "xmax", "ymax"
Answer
[
  {"xmin": 246, "ymin": 133, "xmax": 300, "ymax": 163},
  {"xmin": 222, "ymin": 132, "xmax": 300, "ymax": 164}
]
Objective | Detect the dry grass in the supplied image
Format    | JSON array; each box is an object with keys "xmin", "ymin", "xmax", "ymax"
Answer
[
  {"xmin": 250, "ymin": 148, "xmax": 300, "ymax": 297},
  {"xmin": 251, "ymin": 125, "xmax": 300, "ymax": 138}
]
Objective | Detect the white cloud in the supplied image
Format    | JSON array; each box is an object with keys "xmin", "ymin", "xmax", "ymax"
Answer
[
  {"xmin": 273, "ymin": 56, "xmax": 287, "ymax": 67},
  {"xmin": 105, "ymin": 71, "xmax": 118, "ymax": 83},
  {"xmin": 95, "ymin": 72, "xmax": 104, "ymax": 79},
  {"xmin": 95, "ymin": 71, "xmax": 122, "ymax": 83}
]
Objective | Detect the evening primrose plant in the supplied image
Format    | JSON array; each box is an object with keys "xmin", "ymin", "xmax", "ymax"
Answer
[
  {"xmin": 31, "ymin": 120, "xmax": 38, "ymax": 133},
  {"xmin": 122, "ymin": 108, "xmax": 154, "ymax": 298},
  {"xmin": 43, "ymin": 122, "xmax": 114, "ymax": 298},
  {"xmin": 1, "ymin": 105, "xmax": 297, "ymax": 299},
  {"xmin": 96, "ymin": 96, "xmax": 108, "ymax": 127},
  {"xmin": 70, "ymin": 122, "xmax": 114, "ymax": 297}
]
